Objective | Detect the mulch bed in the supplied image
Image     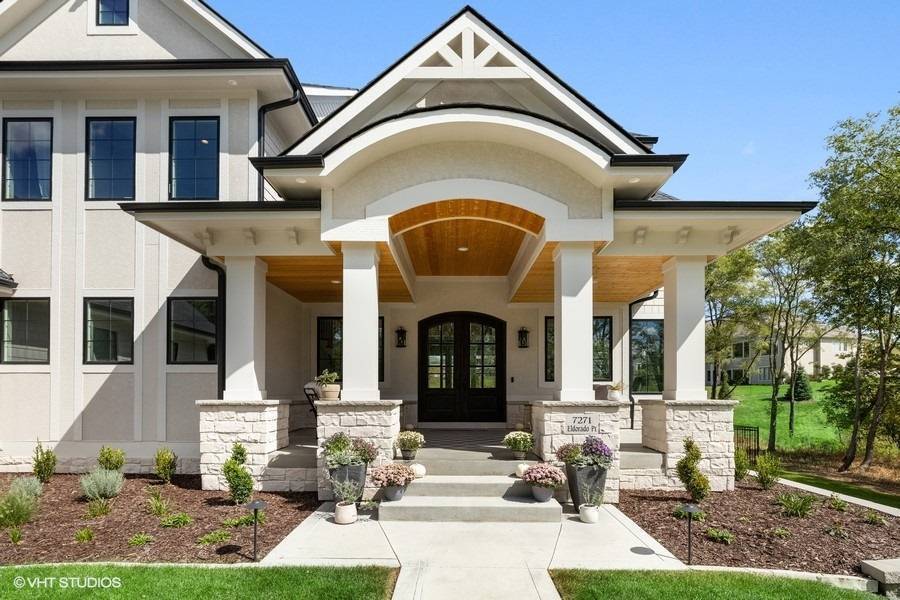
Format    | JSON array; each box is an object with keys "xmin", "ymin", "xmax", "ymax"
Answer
[
  {"xmin": 0, "ymin": 474, "xmax": 317, "ymax": 564},
  {"xmin": 619, "ymin": 478, "xmax": 899, "ymax": 576}
]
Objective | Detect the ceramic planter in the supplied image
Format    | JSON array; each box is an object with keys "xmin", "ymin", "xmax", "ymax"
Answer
[
  {"xmin": 511, "ymin": 450, "xmax": 528, "ymax": 461},
  {"xmin": 401, "ymin": 449, "xmax": 417, "ymax": 460},
  {"xmin": 531, "ymin": 485, "xmax": 555, "ymax": 503},
  {"xmin": 334, "ymin": 501, "xmax": 357, "ymax": 525},
  {"xmin": 565, "ymin": 464, "xmax": 607, "ymax": 508},
  {"xmin": 608, "ymin": 389, "xmax": 623, "ymax": 402},
  {"xmin": 329, "ymin": 463, "xmax": 367, "ymax": 493},
  {"xmin": 322, "ymin": 384, "xmax": 341, "ymax": 400},
  {"xmin": 579, "ymin": 504, "xmax": 600, "ymax": 524},
  {"xmin": 515, "ymin": 463, "xmax": 530, "ymax": 478},
  {"xmin": 383, "ymin": 485, "xmax": 406, "ymax": 501}
]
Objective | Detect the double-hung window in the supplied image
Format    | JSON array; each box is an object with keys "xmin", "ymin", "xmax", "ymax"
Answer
[
  {"xmin": 167, "ymin": 298, "xmax": 217, "ymax": 364},
  {"xmin": 2, "ymin": 118, "xmax": 52, "ymax": 201},
  {"xmin": 316, "ymin": 317, "xmax": 385, "ymax": 382},
  {"xmin": 543, "ymin": 316, "xmax": 613, "ymax": 382},
  {"xmin": 169, "ymin": 117, "xmax": 219, "ymax": 200},
  {"xmin": 86, "ymin": 118, "xmax": 135, "ymax": 201},
  {"xmin": 84, "ymin": 298, "xmax": 134, "ymax": 364},
  {"xmin": 97, "ymin": 0, "xmax": 129, "ymax": 26},
  {"xmin": 1, "ymin": 298, "xmax": 50, "ymax": 364}
]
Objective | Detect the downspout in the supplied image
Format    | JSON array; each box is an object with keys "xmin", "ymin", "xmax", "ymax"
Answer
[
  {"xmin": 627, "ymin": 289, "xmax": 659, "ymax": 429},
  {"xmin": 257, "ymin": 89, "xmax": 301, "ymax": 201},
  {"xmin": 201, "ymin": 257, "xmax": 226, "ymax": 399}
]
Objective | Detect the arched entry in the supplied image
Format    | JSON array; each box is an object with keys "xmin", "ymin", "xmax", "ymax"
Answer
[{"xmin": 418, "ymin": 312, "xmax": 506, "ymax": 422}]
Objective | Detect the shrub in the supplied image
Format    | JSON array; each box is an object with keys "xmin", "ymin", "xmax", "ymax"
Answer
[
  {"xmin": 370, "ymin": 463, "xmax": 416, "ymax": 488},
  {"xmin": 160, "ymin": 512, "xmax": 193, "ymax": 528},
  {"xmin": 503, "ymin": 431, "xmax": 534, "ymax": 453},
  {"xmin": 154, "ymin": 447, "xmax": 177, "ymax": 483},
  {"xmin": 322, "ymin": 432, "xmax": 353, "ymax": 455},
  {"xmin": 864, "ymin": 510, "xmax": 887, "ymax": 526},
  {"xmin": 222, "ymin": 512, "xmax": 266, "ymax": 528},
  {"xmin": 197, "ymin": 529, "xmax": 231, "ymax": 546},
  {"xmin": 74, "ymin": 527, "xmax": 94, "ymax": 543},
  {"xmin": 98, "ymin": 446, "xmax": 126, "ymax": 471},
  {"xmin": 146, "ymin": 488, "xmax": 169, "ymax": 517},
  {"xmin": 85, "ymin": 499, "xmax": 111, "ymax": 519},
  {"xmin": 782, "ymin": 367, "xmax": 813, "ymax": 402},
  {"xmin": 770, "ymin": 527, "xmax": 791, "ymax": 539},
  {"xmin": 777, "ymin": 493, "xmax": 816, "ymax": 517},
  {"xmin": 675, "ymin": 438, "xmax": 710, "ymax": 503},
  {"xmin": 828, "ymin": 494, "xmax": 848, "ymax": 512},
  {"xmin": 9, "ymin": 476, "xmax": 43, "ymax": 499},
  {"xmin": 32, "ymin": 441, "xmax": 56, "ymax": 484},
  {"xmin": 734, "ymin": 448, "xmax": 750, "ymax": 482},
  {"xmin": 8, "ymin": 527, "xmax": 22, "ymax": 545},
  {"xmin": 331, "ymin": 477, "xmax": 363, "ymax": 504},
  {"xmin": 128, "ymin": 532, "xmax": 153, "ymax": 546},
  {"xmin": 351, "ymin": 438, "xmax": 379, "ymax": 464},
  {"xmin": 755, "ymin": 453, "xmax": 782, "ymax": 490},
  {"xmin": 80, "ymin": 468, "xmax": 124, "ymax": 501},
  {"xmin": 396, "ymin": 431, "xmax": 426, "ymax": 451},
  {"xmin": 0, "ymin": 491, "xmax": 38, "ymax": 528},
  {"xmin": 230, "ymin": 442, "xmax": 248, "ymax": 465},
  {"xmin": 521, "ymin": 463, "xmax": 566, "ymax": 489},
  {"xmin": 555, "ymin": 443, "xmax": 583, "ymax": 465},
  {"xmin": 825, "ymin": 523, "xmax": 849, "ymax": 539},
  {"xmin": 223, "ymin": 444, "xmax": 254, "ymax": 505},
  {"xmin": 672, "ymin": 506, "xmax": 706, "ymax": 521},
  {"xmin": 705, "ymin": 528, "xmax": 735, "ymax": 545}
]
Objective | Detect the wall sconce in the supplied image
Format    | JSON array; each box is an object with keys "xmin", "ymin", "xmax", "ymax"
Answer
[
  {"xmin": 517, "ymin": 327, "xmax": 529, "ymax": 348},
  {"xmin": 395, "ymin": 326, "xmax": 407, "ymax": 348}
]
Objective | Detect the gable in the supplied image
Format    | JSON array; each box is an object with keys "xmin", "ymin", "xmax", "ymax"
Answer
[
  {"xmin": 0, "ymin": 0, "xmax": 267, "ymax": 61},
  {"xmin": 286, "ymin": 7, "xmax": 651, "ymax": 157}
]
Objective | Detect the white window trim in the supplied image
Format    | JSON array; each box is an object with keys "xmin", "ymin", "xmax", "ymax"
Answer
[{"xmin": 88, "ymin": 0, "xmax": 140, "ymax": 36}]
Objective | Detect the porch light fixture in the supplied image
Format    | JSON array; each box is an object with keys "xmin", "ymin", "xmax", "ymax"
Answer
[
  {"xmin": 457, "ymin": 246, "xmax": 469, "ymax": 252},
  {"xmin": 517, "ymin": 327, "xmax": 529, "ymax": 348},
  {"xmin": 247, "ymin": 499, "xmax": 268, "ymax": 562},
  {"xmin": 679, "ymin": 503, "xmax": 702, "ymax": 565},
  {"xmin": 330, "ymin": 280, "xmax": 340, "ymax": 284},
  {"xmin": 396, "ymin": 326, "xmax": 407, "ymax": 348},
  {"xmin": 628, "ymin": 177, "xmax": 641, "ymax": 184},
  {"xmin": 227, "ymin": 79, "xmax": 238, "ymax": 86},
  {"xmin": 294, "ymin": 177, "xmax": 307, "ymax": 184}
]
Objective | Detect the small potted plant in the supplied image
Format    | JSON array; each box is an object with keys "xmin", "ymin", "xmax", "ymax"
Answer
[
  {"xmin": 607, "ymin": 382, "xmax": 623, "ymax": 402},
  {"xmin": 396, "ymin": 431, "xmax": 425, "ymax": 460},
  {"xmin": 332, "ymin": 477, "xmax": 363, "ymax": 525},
  {"xmin": 557, "ymin": 436, "xmax": 612, "ymax": 508},
  {"xmin": 503, "ymin": 431, "xmax": 534, "ymax": 460},
  {"xmin": 322, "ymin": 432, "xmax": 367, "ymax": 491},
  {"xmin": 578, "ymin": 485, "xmax": 602, "ymax": 524},
  {"xmin": 371, "ymin": 463, "xmax": 416, "ymax": 501},
  {"xmin": 522, "ymin": 463, "xmax": 565, "ymax": 502},
  {"xmin": 315, "ymin": 369, "xmax": 341, "ymax": 400}
]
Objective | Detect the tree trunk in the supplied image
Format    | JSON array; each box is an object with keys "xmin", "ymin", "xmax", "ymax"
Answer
[
  {"xmin": 840, "ymin": 324, "xmax": 864, "ymax": 471},
  {"xmin": 860, "ymin": 354, "xmax": 889, "ymax": 468},
  {"xmin": 711, "ymin": 362, "xmax": 720, "ymax": 400},
  {"xmin": 788, "ymin": 367, "xmax": 797, "ymax": 436}
]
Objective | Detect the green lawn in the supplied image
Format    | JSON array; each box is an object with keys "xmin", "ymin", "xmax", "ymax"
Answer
[
  {"xmin": 728, "ymin": 382, "xmax": 842, "ymax": 451},
  {"xmin": 780, "ymin": 469, "xmax": 900, "ymax": 509},
  {"xmin": 551, "ymin": 570, "xmax": 871, "ymax": 600},
  {"xmin": 0, "ymin": 565, "xmax": 396, "ymax": 599}
]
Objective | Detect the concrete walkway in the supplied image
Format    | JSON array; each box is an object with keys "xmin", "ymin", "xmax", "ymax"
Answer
[{"xmin": 263, "ymin": 504, "xmax": 683, "ymax": 599}]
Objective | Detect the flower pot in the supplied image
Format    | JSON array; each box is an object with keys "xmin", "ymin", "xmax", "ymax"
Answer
[
  {"xmin": 329, "ymin": 463, "xmax": 367, "ymax": 493},
  {"xmin": 401, "ymin": 449, "xmax": 417, "ymax": 460},
  {"xmin": 383, "ymin": 485, "xmax": 406, "ymax": 501},
  {"xmin": 334, "ymin": 501, "xmax": 358, "ymax": 524},
  {"xmin": 531, "ymin": 485, "xmax": 555, "ymax": 502},
  {"xmin": 321, "ymin": 384, "xmax": 341, "ymax": 400},
  {"xmin": 512, "ymin": 450, "xmax": 528, "ymax": 461},
  {"xmin": 608, "ymin": 389, "xmax": 623, "ymax": 402},
  {"xmin": 579, "ymin": 504, "xmax": 600, "ymax": 524},
  {"xmin": 515, "ymin": 463, "xmax": 530, "ymax": 478},
  {"xmin": 565, "ymin": 464, "xmax": 607, "ymax": 508}
]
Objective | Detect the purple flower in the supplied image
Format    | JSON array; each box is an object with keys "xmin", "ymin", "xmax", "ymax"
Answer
[{"xmin": 582, "ymin": 436, "xmax": 612, "ymax": 459}]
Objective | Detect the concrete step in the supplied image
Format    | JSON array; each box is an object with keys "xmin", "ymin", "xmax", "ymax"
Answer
[
  {"xmin": 378, "ymin": 495, "xmax": 562, "ymax": 522},
  {"xmin": 406, "ymin": 475, "xmax": 531, "ymax": 497},
  {"xmin": 620, "ymin": 443, "xmax": 665, "ymax": 470},
  {"xmin": 398, "ymin": 458, "xmax": 537, "ymax": 476},
  {"xmin": 620, "ymin": 428, "xmax": 643, "ymax": 444}
]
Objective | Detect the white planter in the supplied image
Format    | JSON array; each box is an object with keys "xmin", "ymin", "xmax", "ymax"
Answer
[
  {"xmin": 515, "ymin": 463, "xmax": 530, "ymax": 478},
  {"xmin": 322, "ymin": 384, "xmax": 341, "ymax": 400},
  {"xmin": 607, "ymin": 389, "xmax": 623, "ymax": 402},
  {"xmin": 410, "ymin": 463, "xmax": 427, "ymax": 478},
  {"xmin": 334, "ymin": 501, "xmax": 357, "ymax": 525},
  {"xmin": 579, "ymin": 504, "xmax": 600, "ymax": 524}
]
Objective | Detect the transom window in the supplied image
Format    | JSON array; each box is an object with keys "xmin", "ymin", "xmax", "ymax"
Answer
[
  {"xmin": 86, "ymin": 118, "xmax": 135, "ymax": 200},
  {"xmin": 2, "ymin": 118, "xmax": 52, "ymax": 201},
  {"xmin": 84, "ymin": 298, "xmax": 134, "ymax": 364},
  {"xmin": 97, "ymin": 0, "xmax": 129, "ymax": 26},
  {"xmin": 544, "ymin": 316, "xmax": 613, "ymax": 382},
  {"xmin": 1, "ymin": 298, "xmax": 50, "ymax": 364},
  {"xmin": 167, "ymin": 298, "xmax": 217, "ymax": 364},
  {"xmin": 317, "ymin": 317, "xmax": 385, "ymax": 382},
  {"xmin": 169, "ymin": 117, "xmax": 219, "ymax": 200}
]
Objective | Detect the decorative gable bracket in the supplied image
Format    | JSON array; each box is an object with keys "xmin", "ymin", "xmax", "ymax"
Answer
[{"xmin": 409, "ymin": 28, "xmax": 527, "ymax": 79}]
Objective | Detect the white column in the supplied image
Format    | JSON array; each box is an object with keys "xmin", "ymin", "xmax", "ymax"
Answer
[
  {"xmin": 662, "ymin": 256, "xmax": 707, "ymax": 401},
  {"xmin": 553, "ymin": 242, "xmax": 595, "ymax": 402},
  {"xmin": 223, "ymin": 256, "xmax": 267, "ymax": 401},
  {"xmin": 341, "ymin": 242, "xmax": 381, "ymax": 401}
]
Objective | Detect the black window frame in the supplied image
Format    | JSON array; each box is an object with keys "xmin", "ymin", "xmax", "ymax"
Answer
[
  {"xmin": 166, "ymin": 297, "xmax": 218, "ymax": 365},
  {"xmin": 2, "ymin": 117, "xmax": 53, "ymax": 202},
  {"xmin": 316, "ymin": 316, "xmax": 385, "ymax": 383},
  {"xmin": 544, "ymin": 315, "xmax": 554, "ymax": 382},
  {"xmin": 83, "ymin": 297, "xmax": 134, "ymax": 365},
  {"xmin": 85, "ymin": 117, "xmax": 136, "ymax": 202},
  {"xmin": 168, "ymin": 116, "xmax": 220, "ymax": 201},
  {"xmin": 630, "ymin": 318, "xmax": 664, "ymax": 394},
  {"xmin": 0, "ymin": 297, "xmax": 51, "ymax": 365},
  {"xmin": 543, "ymin": 315, "xmax": 614, "ymax": 382},
  {"xmin": 96, "ymin": 0, "xmax": 129, "ymax": 26}
]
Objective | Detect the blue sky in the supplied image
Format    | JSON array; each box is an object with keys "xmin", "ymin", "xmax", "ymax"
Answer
[{"xmin": 215, "ymin": 1, "xmax": 900, "ymax": 201}]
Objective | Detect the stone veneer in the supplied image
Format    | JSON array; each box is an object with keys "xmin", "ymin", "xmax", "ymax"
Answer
[
  {"xmin": 0, "ymin": 455, "xmax": 199, "ymax": 475},
  {"xmin": 531, "ymin": 399, "xmax": 623, "ymax": 503},
  {"xmin": 197, "ymin": 399, "xmax": 290, "ymax": 491},
  {"xmin": 639, "ymin": 398, "xmax": 737, "ymax": 491},
  {"xmin": 316, "ymin": 399, "xmax": 402, "ymax": 500}
]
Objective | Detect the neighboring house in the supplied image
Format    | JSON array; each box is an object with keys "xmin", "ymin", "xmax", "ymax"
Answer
[
  {"xmin": 706, "ymin": 329, "xmax": 854, "ymax": 385},
  {"xmin": 0, "ymin": 2, "xmax": 814, "ymax": 502}
]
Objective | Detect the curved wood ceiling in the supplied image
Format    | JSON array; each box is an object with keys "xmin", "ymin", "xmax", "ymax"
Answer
[{"xmin": 389, "ymin": 199, "xmax": 545, "ymax": 236}]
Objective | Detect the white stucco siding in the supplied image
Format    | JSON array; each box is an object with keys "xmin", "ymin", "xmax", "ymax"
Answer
[
  {"xmin": 84, "ymin": 210, "xmax": 136, "ymax": 289},
  {"xmin": 0, "ymin": 373, "xmax": 51, "ymax": 442},
  {"xmin": 81, "ymin": 372, "xmax": 135, "ymax": 441},
  {"xmin": 331, "ymin": 141, "xmax": 603, "ymax": 220},
  {"xmin": 265, "ymin": 282, "xmax": 306, "ymax": 399},
  {"xmin": 0, "ymin": 209, "xmax": 52, "ymax": 289}
]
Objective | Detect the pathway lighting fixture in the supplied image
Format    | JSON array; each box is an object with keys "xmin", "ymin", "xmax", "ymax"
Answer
[
  {"xmin": 680, "ymin": 503, "xmax": 702, "ymax": 565},
  {"xmin": 248, "ymin": 499, "xmax": 268, "ymax": 562}
]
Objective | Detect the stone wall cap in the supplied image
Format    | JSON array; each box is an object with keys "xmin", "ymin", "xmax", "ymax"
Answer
[
  {"xmin": 532, "ymin": 400, "xmax": 624, "ymax": 408},
  {"xmin": 195, "ymin": 399, "xmax": 292, "ymax": 407},
  {"xmin": 638, "ymin": 398, "xmax": 738, "ymax": 407},
  {"xmin": 861, "ymin": 558, "xmax": 900, "ymax": 584},
  {"xmin": 315, "ymin": 399, "xmax": 403, "ymax": 408}
]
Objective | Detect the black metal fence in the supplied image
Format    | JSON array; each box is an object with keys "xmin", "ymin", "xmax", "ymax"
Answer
[{"xmin": 734, "ymin": 425, "xmax": 760, "ymax": 463}]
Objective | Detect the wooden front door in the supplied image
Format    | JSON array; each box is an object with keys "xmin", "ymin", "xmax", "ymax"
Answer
[{"xmin": 418, "ymin": 312, "xmax": 506, "ymax": 422}]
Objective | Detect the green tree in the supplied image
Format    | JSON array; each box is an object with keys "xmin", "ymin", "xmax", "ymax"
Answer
[{"xmin": 782, "ymin": 367, "xmax": 812, "ymax": 402}]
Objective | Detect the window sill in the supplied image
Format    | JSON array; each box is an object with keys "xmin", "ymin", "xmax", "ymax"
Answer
[
  {"xmin": 0, "ymin": 364, "xmax": 51, "ymax": 374},
  {"xmin": 1, "ymin": 201, "xmax": 52, "ymax": 210}
]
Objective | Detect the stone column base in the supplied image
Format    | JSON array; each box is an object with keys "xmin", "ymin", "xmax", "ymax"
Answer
[
  {"xmin": 531, "ymin": 400, "xmax": 622, "ymax": 503},
  {"xmin": 197, "ymin": 399, "xmax": 290, "ymax": 491},
  {"xmin": 316, "ymin": 399, "xmax": 402, "ymax": 500},
  {"xmin": 639, "ymin": 398, "xmax": 737, "ymax": 491}
]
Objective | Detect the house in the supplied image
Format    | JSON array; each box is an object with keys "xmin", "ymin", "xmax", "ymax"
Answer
[
  {"xmin": 0, "ymin": 1, "xmax": 814, "ymax": 507},
  {"xmin": 706, "ymin": 329, "xmax": 854, "ymax": 386}
]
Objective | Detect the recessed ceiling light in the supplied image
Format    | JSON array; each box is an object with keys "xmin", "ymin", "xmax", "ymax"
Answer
[
  {"xmin": 330, "ymin": 280, "xmax": 340, "ymax": 284},
  {"xmin": 294, "ymin": 177, "xmax": 307, "ymax": 184},
  {"xmin": 628, "ymin": 177, "xmax": 641, "ymax": 184},
  {"xmin": 457, "ymin": 246, "xmax": 469, "ymax": 252},
  {"xmin": 227, "ymin": 79, "xmax": 238, "ymax": 86}
]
